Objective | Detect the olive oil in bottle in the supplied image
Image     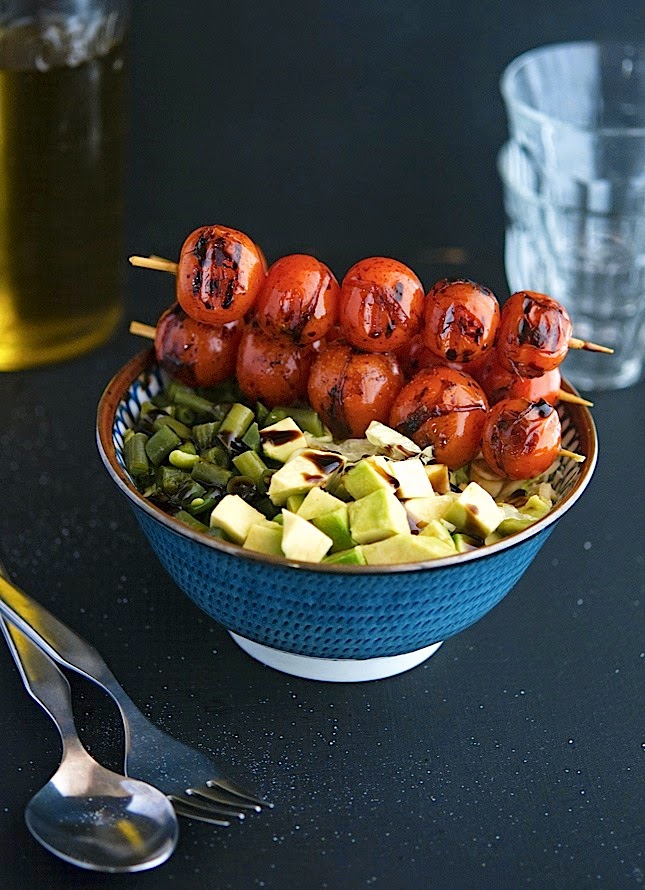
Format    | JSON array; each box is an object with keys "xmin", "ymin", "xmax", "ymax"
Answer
[{"xmin": 0, "ymin": 10, "xmax": 127, "ymax": 370}]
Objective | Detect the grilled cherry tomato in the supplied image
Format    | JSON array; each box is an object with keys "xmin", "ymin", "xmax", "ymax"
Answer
[
  {"xmin": 398, "ymin": 334, "xmax": 491, "ymax": 382},
  {"xmin": 154, "ymin": 303, "xmax": 242, "ymax": 388},
  {"xmin": 388, "ymin": 366, "xmax": 488, "ymax": 468},
  {"xmin": 307, "ymin": 341, "xmax": 404, "ymax": 438},
  {"xmin": 176, "ymin": 225, "xmax": 266, "ymax": 324},
  {"xmin": 422, "ymin": 278, "xmax": 500, "ymax": 363},
  {"xmin": 478, "ymin": 354, "xmax": 562, "ymax": 406},
  {"xmin": 254, "ymin": 253, "xmax": 340, "ymax": 345},
  {"xmin": 496, "ymin": 291, "xmax": 573, "ymax": 378},
  {"xmin": 481, "ymin": 397, "xmax": 561, "ymax": 480},
  {"xmin": 236, "ymin": 320, "xmax": 315, "ymax": 407},
  {"xmin": 338, "ymin": 256, "xmax": 425, "ymax": 353}
]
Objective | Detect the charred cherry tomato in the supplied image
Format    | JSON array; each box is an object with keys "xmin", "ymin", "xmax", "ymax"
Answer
[
  {"xmin": 398, "ymin": 334, "xmax": 491, "ymax": 382},
  {"xmin": 176, "ymin": 225, "xmax": 266, "ymax": 324},
  {"xmin": 236, "ymin": 320, "xmax": 314, "ymax": 407},
  {"xmin": 478, "ymin": 354, "xmax": 562, "ymax": 406},
  {"xmin": 481, "ymin": 397, "xmax": 561, "ymax": 480},
  {"xmin": 388, "ymin": 366, "xmax": 488, "ymax": 468},
  {"xmin": 307, "ymin": 341, "xmax": 404, "ymax": 438},
  {"xmin": 338, "ymin": 256, "xmax": 425, "ymax": 353},
  {"xmin": 154, "ymin": 303, "xmax": 242, "ymax": 388},
  {"xmin": 422, "ymin": 278, "xmax": 501, "ymax": 363},
  {"xmin": 496, "ymin": 291, "xmax": 573, "ymax": 378},
  {"xmin": 254, "ymin": 253, "xmax": 340, "ymax": 345}
]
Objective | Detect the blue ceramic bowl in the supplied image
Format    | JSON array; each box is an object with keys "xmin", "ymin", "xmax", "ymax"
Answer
[{"xmin": 97, "ymin": 350, "xmax": 597, "ymax": 681}]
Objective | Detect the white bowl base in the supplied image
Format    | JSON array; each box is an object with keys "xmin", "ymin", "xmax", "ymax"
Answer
[{"xmin": 228, "ymin": 633, "xmax": 444, "ymax": 682}]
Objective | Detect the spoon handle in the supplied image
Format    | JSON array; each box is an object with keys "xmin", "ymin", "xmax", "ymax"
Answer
[{"xmin": 0, "ymin": 617, "xmax": 79, "ymax": 745}]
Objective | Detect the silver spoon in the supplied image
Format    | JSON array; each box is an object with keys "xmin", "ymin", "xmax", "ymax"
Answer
[{"xmin": 1, "ymin": 617, "xmax": 179, "ymax": 873}]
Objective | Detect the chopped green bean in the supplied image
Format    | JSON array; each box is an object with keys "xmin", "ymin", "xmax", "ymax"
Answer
[
  {"xmin": 173, "ymin": 510, "xmax": 210, "ymax": 533},
  {"xmin": 191, "ymin": 460, "xmax": 234, "ymax": 488},
  {"xmin": 153, "ymin": 415, "xmax": 193, "ymax": 439},
  {"xmin": 124, "ymin": 431, "xmax": 150, "ymax": 477},
  {"xmin": 174, "ymin": 405, "xmax": 196, "ymax": 425},
  {"xmin": 241, "ymin": 421, "xmax": 261, "ymax": 451},
  {"xmin": 145, "ymin": 425, "xmax": 181, "ymax": 466},
  {"xmin": 157, "ymin": 465, "xmax": 192, "ymax": 496},
  {"xmin": 255, "ymin": 402, "xmax": 269, "ymax": 426},
  {"xmin": 233, "ymin": 450, "xmax": 268, "ymax": 484},
  {"xmin": 283, "ymin": 406, "xmax": 327, "ymax": 437},
  {"xmin": 199, "ymin": 444, "xmax": 230, "ymax": 467},
  {"xmin": 171, "ymin": 385, "xmax": 215, "ymax": 416},
  {"xmin": 192, "ymin": 421, "xmax": 221, "ymax": 452},
  {"xmin": 261, "ymin": 407, "xmax": 288, "ymax": 427},
  {"xmin": 218, "ymin": 403, "xmax": 254, "ymax": 446}
]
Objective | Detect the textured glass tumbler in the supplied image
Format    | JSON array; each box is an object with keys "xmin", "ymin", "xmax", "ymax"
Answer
[
  {"xmin": 499, "ymin": 42, "xmax": 645, "ymax": 391},
  {"xmin": 0, "ymin": 1, "xmax": 129, "ymax": 371}
]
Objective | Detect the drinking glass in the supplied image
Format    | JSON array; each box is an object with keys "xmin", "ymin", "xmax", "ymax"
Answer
[{"xmin": 499, "ymin": 41, "xmax": 645, "ymax": 391}]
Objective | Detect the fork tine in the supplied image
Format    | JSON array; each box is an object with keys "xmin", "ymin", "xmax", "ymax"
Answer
[
  {"xmin": 168, "ymin": 796, "xmax": 236, "ymax": 826},
  {"xmin": 172, "ymin": 793, "xmax": 246, "ymax": 820},
  {"xmin": 206, "ymin": 777, "xmax": 274, "ymax": 809},
  {"xmin": 188, "ymin": 784, "xmax": 261, "ymax": 812}
]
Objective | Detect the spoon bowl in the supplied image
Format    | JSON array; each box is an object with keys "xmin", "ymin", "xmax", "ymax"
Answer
[
  {"xmin": 25, "ymin": 759, "xmax": 179, "ymax": 872},
  {"xmin": 2, "ymin": 617, "xmax": 179, "ymax": 873}
]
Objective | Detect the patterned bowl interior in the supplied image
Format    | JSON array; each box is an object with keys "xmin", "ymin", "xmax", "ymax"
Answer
[{"xmin": 98, "ymin": 351, "xmax": 597, "ymax": 658}]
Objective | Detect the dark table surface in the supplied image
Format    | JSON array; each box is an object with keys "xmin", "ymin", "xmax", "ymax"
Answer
[{"xmin": 1, "ymin": 3, "xmax": 643, "ymax": 888}]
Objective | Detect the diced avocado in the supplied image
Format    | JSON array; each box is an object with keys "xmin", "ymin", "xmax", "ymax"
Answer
[
  {"xmin": 521, "ymin": 494, "xmax": 552, "ymax": 519},
  {"xmin": 365, "ymin": 421, "xmax": 421, "ymax": 459},
  {"xmin": 323, "ymin": 546, "xmax": 367, "ymax": 566},
  {"xmin": 286, "ymin": 493, "xmax": 306, "ymax": 513},
  {"xmin": 496, "ymin": 495, "xmax": 551, "ymax": 537},
  {"xmin": 267, "ymin": 449, "xmax": 346, "ymax": 506},
  {"xmin": 452, "ymin": 533, "xmax": 481, "ymax": 553},
  {"xmin": 311, "ymin": 506, "xmax": 355, "ymax": 552},
  {"xmin": 424, "ymin": 463, "xmax": 450, "ymax": 494},
  {"xmin": 347, "ymin": 488, "xmax": 410, "ymax": 545},
  {"xmin": 390, "ymin": 457, "xmax": 434, "ymax": 499},
  {"xmin": 444, "ymin": 482, "xmax": 503, "ymax": 538},
  {"xmin": 362, "ymin": 533, "xmax": 455, "ymax": 565},
  {"xmin": 297, "ymin": 486, "xmax": 346, "ymax": 520},
  {"xmin": 209, "ymin": 494, "xmax": 266, "ymax": 544},
  {"xmin": 243, "ymin": 522, "xmax": 284, "ymax": 557},
  {"xmin": 343, "ymin": 456, "xmax": 398, "ymax": 500},
  {"xmin": 404, "ymin": 493, "xmax": 458, "ymax": 528},
  {"xmin": 419, "ymin": 519, "xmax": 456, "ymax": 549},
  {"xmin": 259, "ymin": 417, "xmax": 308, "ymax": 463},
  {"xmin": 280, "ymin": 510, "xmax": 333, "ymax": 563}
]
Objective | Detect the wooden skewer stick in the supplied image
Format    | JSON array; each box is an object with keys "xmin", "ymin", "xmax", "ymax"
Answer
[
  {"xmin": 559, "ymin": 448, "xmax": 585, "ymax": 463},
  {"xmin": 129, "ymin": 320, "xmax": 156, "ymax": 339},
  {"xmin": 557, "ymin": 391, "xmax": 594, "ymax": 407},
  {"xmin": 569, "ymin": 336, "xmax": 614, "ymax": 354},
  {"xmin": 128, "ymin": 255, "xmax": 615, "ymax": 356},
  {"xmin": 129, "ymin": 255, "xmax": 178, "ymax": 274}
]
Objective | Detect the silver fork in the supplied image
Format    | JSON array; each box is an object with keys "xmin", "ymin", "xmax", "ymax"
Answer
[{"xmin": 0, "ymin": 571, "xmax": 272, "ymax": 825}]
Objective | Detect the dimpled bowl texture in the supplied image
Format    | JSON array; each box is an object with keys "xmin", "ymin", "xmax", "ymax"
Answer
[{"xmin": 97, "ymin": 349, "xmax": 597, "ymax": 663}]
